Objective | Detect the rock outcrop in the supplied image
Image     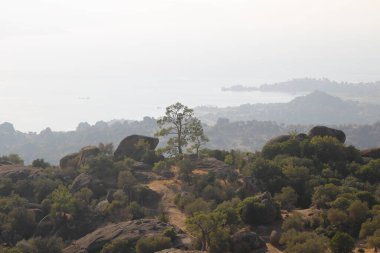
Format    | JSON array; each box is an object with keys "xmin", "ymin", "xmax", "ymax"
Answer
[
  {"xmin": 0, "ymin": 164, "xmax": 40, "ymax": 180},
  {"xmin": 194, "ymin": 158, "xmax": 237, "ymax": 179},
  {"xmin": 70, "ymin": 173, "xmax": 93, "ymax": 193},
  {"xmin": 60, "ymin": 146, "xmax": 100, "ymax": 169},
  {"xmin": 361, "ymin": 147, "xmax": 380, "ymax": 159},
  {"xmin": 232, "ymin": 228, "xmax": 266, "ymax": 252},
  {"xmin": 114, "ymin": 135, "xmax": 159, "ymax": 161},
  {"xmin": 308, "ymin": 126, "xmax": 346, "ymax": 143},
  {"xmin": 63, "ymin": 219, "xmax": 189, "ymax": 253},
  {"xmin": 266, "ymin": 133, "xmax": 309, "ymax": 146},
  {"xmin": 156, "ymin": 249, "xmax": 206, "ymax": 253}
]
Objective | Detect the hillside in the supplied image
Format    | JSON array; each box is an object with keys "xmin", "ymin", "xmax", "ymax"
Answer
[
  {"xmin": 3, "ymin": 117, "xmax": 380, "ymax": 165},
  {"xmin": 195, "ymin": 91, "xmax": 380, "ymax": 125},
  {"xmin": 0, "ymin": 127, "xmax": 379, "ymax": 253}
]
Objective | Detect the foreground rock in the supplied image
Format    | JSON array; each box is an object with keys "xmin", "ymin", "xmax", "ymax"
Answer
[
  {"xmin": 308, "ymin": 126, "xmax": 346, "ymax": 143},
  {"xmin": 156, "ymin": 249, "xmax": 206, "ymax": 253},
  {"xmin": 70, "ymin": 173, "xmax": 93, "ymax": 193},
  {"xmin": 361, "ymin": 147, "xmax": 380, "ymax": 159},
  {"xmin": 194, "ymin": 158, "xmax": 238, "ymax": 179},
  {"xmin": 114, "ymin": 135, "xmax": 159, "ymax": 161},
  {"xmin": 60, "ymin": 146, "xmax": 100, "ymax": 169},
  {"xmin": 232, "ymin": 228, "xmax": 266, "ymax": 252},
  {"xmin": 63, "ymin": 219, "xmax": 190, "ymax": 253}
]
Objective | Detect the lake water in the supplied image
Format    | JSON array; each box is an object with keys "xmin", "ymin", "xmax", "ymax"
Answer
[{"xmin": 0, "ymin": 80, "xmax": 297, "ymax": 132}]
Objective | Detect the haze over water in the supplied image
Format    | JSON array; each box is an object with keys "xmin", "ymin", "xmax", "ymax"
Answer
[
  {"xmin": 1, "ymin": 0, "xmax": 379, "ymax": 132},
  {"xmin": 0, "ymin": 81, "xmax": 295, "ymax": 132}
]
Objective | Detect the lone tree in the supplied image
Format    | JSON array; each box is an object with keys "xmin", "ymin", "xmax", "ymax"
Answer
[
  {"xmin": 156, "ymin": 102, "xmax": 208, "ymax": 156},
  {"xmin": 188, "ymin": 118, "xmax": 209, "ymax": 158}
]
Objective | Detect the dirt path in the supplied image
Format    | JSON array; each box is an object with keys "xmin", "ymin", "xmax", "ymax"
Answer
[
  {"xmin": 147, "ymin": 179, "xmax": 187, "ymax": 232},
  {"xmin": 266, "ymin": 244, "xmax": 283, "ymax": 253}
]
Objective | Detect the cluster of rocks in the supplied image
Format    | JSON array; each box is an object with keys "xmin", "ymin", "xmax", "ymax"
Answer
[
  {"xmin": 0, "ymin": 164, "xmax": 41, "ymax": 180},
  {"xmin": 194, "ymin": 157, "xmax": 238, "ymax": 179},
  {"xmin": 60, "ymin": 135, "xmax": 160, "ymax": 170},
  {"xmin": 267, "ymin": 125, "xmax": 346, "ymax": 146},
  {"xmin": 265, "ymin": 125, "xmax": 380, "ymax": 160},
  {"xmin": 63, "ymin": 219, "xmax": 191, "ymax": 253}
]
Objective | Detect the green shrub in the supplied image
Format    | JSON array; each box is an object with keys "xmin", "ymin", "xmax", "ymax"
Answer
[
  {"xmin": 135, "ymin": 236, "xmax": 172, "ymax": 253},
  {"xmin": 329, "ymin": 232, "xmax": 355, "ymax": 253},
  {"xmin": 100, "ymin": 240, "xmax": 133, "ymax": 253}
]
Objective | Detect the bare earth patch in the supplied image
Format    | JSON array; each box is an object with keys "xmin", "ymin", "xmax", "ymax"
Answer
[{"xmin": 147, "ymin": 179, "xmax": 187, "ymax": 232}]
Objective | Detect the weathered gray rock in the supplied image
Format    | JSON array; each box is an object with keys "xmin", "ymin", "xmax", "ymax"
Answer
[
  {"xmin": 60, "ymin": 146, "xmax": 100, "ymax": 169},
  {"xmin": 266, "ymin": 133, "xmax": 309, "ymax": 146},
  {"xmin": 59, "ymin": 153, "xmax": 80, "ymax": 169},
  {"xmin": 156, "ymin": 249, "xmax": 206, "ymax": 253},
  {"xmin": 232, "ymin": 228, "xmax": 266, "ymax": 252},
  {"xmin": 269, "ymin": 230, "xmax": 281, "ymax": 246},
  {"xmin": 70, "ymin": 173, "xmax": 93, "ymax": 193},
  {"xmin": 0, "ymin": 164, "xmax": 40, "ymax": 180},
  {"xmin": 63, "ymin": 219, "xmax": 189, "ymax": 253},
  {"xmin": 361, "ymin": 147, "xmax": 380, "ymax": 159},
  {"xmin": 266, "ymin": 135, "xmax": 292, "ymax": 145},
  {"xmin": 77, "ymin": 146, "xmax": 100, "ymax": 167},
  {"xmin": 195, "ymin": 158, "xmax": 237, "ymax": 179},
  {"xmin": 114, "ymin": 135, "xmax": 159, "ymax": 161},
  {"xmin": 308, "ymin": 126, "xmax": 346, "ymax": 143}
]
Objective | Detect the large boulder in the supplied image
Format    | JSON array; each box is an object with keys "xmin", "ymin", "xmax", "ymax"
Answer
[
  {"xmin": 361, "ymin": 147, "xmax": 380, "ymax": 159},
  {"xmin": 266, "ymin": 135, "xmax": 291, "ymax": 145},
  {"xmin": 114, "ymin": 135, "xmax": 159, "ymax": 161},
  {"xmin": 308, "ymin": 126, "xmax": 346, "ymax": 143},
  {"xmin": 60, "ymin": 146, "xmax": 100, "ymax": 169},
  {"xmin": 70, "ymin": 173, "xmax": 93, "ymax": 193},
  {"xmin": 265, "ymin": 133, "xmax": 309, "ymax": 146},
  {"xmin": 232, "ymin": 228, "xmax": 266, "ymax": 252},
  {"xmin": 78, "ymin": 146, "xmax": 100, "ymax": 167},
  {"xmin": 59, "ymin": 153, "xmax": 79, "ymax": 169},
  {"xmin": 63, "ymin": 219, "xmax": 189, "ymax": 253}
]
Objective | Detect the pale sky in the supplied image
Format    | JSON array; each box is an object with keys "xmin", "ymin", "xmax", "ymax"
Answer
[{"xmin": 1, "ymin": 0, "xmax": 380, "ymax": 132}]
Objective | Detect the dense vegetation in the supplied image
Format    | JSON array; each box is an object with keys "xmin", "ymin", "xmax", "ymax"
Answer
[
  {"xmin": 2, "ymin": 119, "xmax": 380, "ymax": 165},
  {"xmin": 0, "ymin": 103, "xmax": 379, "ymax": 253}
]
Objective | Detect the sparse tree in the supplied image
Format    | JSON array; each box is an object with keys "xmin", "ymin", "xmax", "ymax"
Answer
[
  {"xmin": 156, "ymin": 102, "xmax": 207, "ymax": 156},
  {"xmin": 188, "ymin": 118, "xmax": 209, "ymax": 158}
]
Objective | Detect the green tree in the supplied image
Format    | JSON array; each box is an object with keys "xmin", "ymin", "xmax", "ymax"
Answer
[
  {"xmin": 187, "ymin": 118, "xmax": 209, "ymax": 158},
  {"xmin": 274, "ymin": 186, "xmax": 298, "ymax": 211},
  {"xmin": 186, "ymin": 211, "xmax": 226, "ymax": 251},
  {"xmin": 329, "ymin": 232, "xmax": 355, "ymax": 253},
  {"xmin": 156, "ymin": 102, "xmax": 204, "ymax": 155},
  {"xmin": 31, "ymin": 159, "xmax": 50, "ymax": 169},
  {"xmin": 50, "ymin": 185, "xmax": 77, "ymax": 218}
]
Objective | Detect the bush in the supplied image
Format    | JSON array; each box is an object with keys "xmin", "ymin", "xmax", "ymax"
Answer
[
  {"xmin": 280, "ymin": 230, "xmax": 328, "ymax": 253},
  {"xmin": 329, "ymin": 232, "xmax": 355, "ymax": 253},
  {"xmin": 238, "ymin": 195, "xmax": 280, "ymax": 225},
  {"xmin": 16, "ymin": 236, "xmax": 64, "ymax": 253},
  {"xmin": 100, "ymin": 240, "xmax": 133, "ymax": 253},
  {"xmin": 274, "ymin": 186, "xmax": 298, "ymax": 211},
  {"xmin": 135, "ymin": 236, "xmax": 172, "ymax": 253},
  {"xmin": 282, "ymin": 213, "xmax": 304, "ymax": 232}
]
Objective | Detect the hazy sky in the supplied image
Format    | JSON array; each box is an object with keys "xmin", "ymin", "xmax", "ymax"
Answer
[{"xmin": 1, "ymin": 0, "xmax": 380, "ymax": 131}]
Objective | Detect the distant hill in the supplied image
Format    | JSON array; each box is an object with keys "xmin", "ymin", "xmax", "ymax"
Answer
[
  {"xmin": 195, "ymin": 91, "xmax": 380, "ymax": 125},
  {"xmin": 222, "ymin": 78, "xmax": 380, "ymax": 104},
  {"xmin": 2, "ymin": 117, "xmax": 380, "ymax": 165}
]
